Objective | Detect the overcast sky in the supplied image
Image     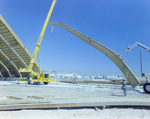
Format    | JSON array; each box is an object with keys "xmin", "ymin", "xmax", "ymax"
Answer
[{"xmin": 1, "ymin": 0, "xmax": 150, "ymax": 74}]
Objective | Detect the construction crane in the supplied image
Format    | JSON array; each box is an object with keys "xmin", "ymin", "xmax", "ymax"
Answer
[
  {"xmin": 124, "ymin": 42, "xmax": 150, "ymax": 93},
  {"xmin": 124, "ymin": 42, "xmax": 150, "ymax": 52},
  {"xmin": 124, "ymin": 42, "xmax": 150, "ymax": 77},
  {"xmin": 18, "ymin": 0, "xmax": 57, "ymax": 85}
]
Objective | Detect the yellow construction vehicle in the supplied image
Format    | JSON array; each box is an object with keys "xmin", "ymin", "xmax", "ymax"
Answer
[{"xmin": 18, "ymin": 0, "xmax": 57, "ymax": 85}]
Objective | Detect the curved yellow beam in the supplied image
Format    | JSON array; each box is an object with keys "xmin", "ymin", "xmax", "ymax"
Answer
[{"xmin": 49, "ymin": 22, "xmax": 141, "ymax": 88}]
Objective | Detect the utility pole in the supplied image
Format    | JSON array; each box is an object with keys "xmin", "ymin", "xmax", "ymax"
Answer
[{"xmin": 140, "ymin": 49, "xmax": 145, "ymax": 77}]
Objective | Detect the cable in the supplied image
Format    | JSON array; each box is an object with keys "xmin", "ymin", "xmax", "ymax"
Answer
[
  {"xmin": 28, "ymin": 34, "xmax": 39, "ymax": 52},
  {"xmin": 126, "ymin": 51, "xmax": 128, "ymax": 63},
  {"xmin": 73, "ymin": 0, "xmax": 88, "ymax": 35},
  {"xmin": 62, "ymin": 0, "xmax": 69, "ymax": 23}
]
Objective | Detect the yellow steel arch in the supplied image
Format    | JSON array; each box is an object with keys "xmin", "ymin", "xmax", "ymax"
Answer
[{"xmin": 49, "ymin": 22, "xmax": 141, "ymax": 88}]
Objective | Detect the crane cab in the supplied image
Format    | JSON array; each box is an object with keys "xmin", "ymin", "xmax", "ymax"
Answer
[{"xmin": 32, "ymin": 73, "xmax": 58, "ymax": 85}]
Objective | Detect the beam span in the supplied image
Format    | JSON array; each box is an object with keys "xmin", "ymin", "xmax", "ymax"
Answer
[
  {"xmin": 0, "ymin": 36, "xmax": 28, "ymax": 69},
  {"xmin": 0, "ymin": 50, "xmax": 22, "ymax": 77},
  {"xmin": 49, "ymin": 22, "xmax": 141, "ymax": 88},
  {"xmin": 0, "ymin": 72, "xmax": 3, "ymax": 77},
  {"xmin": 0, "ymin": 61, "xmax": 11, "ymax": 77}
]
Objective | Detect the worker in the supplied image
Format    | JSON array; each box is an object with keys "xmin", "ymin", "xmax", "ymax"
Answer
[
  {"xmin": 28, "ymin": 77, "xmax": 32, "ymax": 84},
  {"xmin": 122, "ymin": 78, "xmax": 127, "ymax": 96},
  {"xmin": 146, "ymin": 76, "xmax": 149, "ymax": 83}
]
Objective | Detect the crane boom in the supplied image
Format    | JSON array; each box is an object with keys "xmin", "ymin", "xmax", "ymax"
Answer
[
  {"xmin": 19, "ymin": 0, "xmax": 56, "ymax": 74},
  {"xmin": 18, "ymin": 0, "xmax": 58, "ymax": 84},
  {"xmin": 28, "ymin": 0, "xmax": 57, "ymax": 71},
  {"xmin": 125, "ymin": 42, "xmax": 150, "ymax": 52}
]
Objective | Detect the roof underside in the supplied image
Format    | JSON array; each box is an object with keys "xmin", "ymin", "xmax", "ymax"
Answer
[{"xmin": 0, "ymin": 15, "xmax": 39, "ymax": 77}]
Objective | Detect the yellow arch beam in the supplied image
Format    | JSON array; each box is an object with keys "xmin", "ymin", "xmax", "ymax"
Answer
[{"xmin": 49, "ymin": 22, "xmax": 141, "ymax": 88}]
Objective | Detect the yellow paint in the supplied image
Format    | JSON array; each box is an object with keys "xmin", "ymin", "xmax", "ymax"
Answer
[{"xmin": 18, "ymin": 0, "xmax": 58, "ymax": 84}]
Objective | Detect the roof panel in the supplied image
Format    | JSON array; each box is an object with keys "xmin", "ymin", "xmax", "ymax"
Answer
[
  {"xmin": 0, "ymin": 61, "xmax": 11, "ymax": 77},
  {"xmin": 0, "ymin": 15, "xmax": 38, "ymax": 70},
  {"xmin": 0, "ymin": 36, "xmax": 27, "ymax": 69},
  {"xmin": 0, "ymin": 50, "xmax": 20, "ymax": 77}
]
